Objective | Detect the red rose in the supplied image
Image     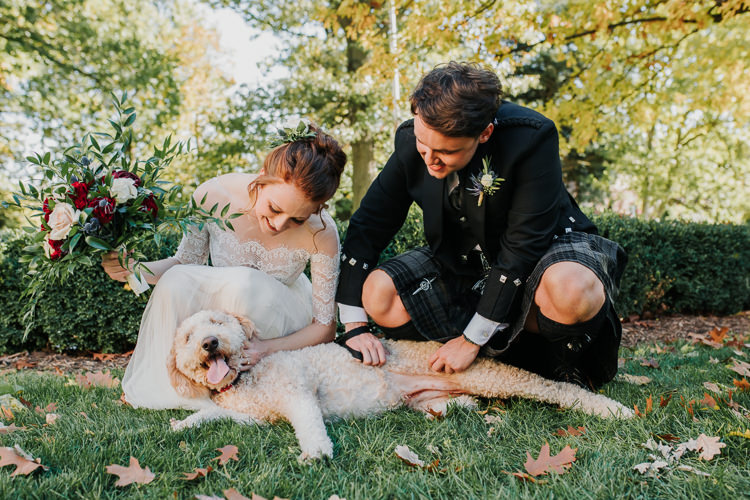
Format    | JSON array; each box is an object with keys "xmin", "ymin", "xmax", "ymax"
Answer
[
  {"xmin": 88, "ymin": 197, "xmax": 116, "ymax": 225},
  {"xmin": 47, "ymin": 238, "xmax": 65, "ymax": 261},
  {"xmin": 139, "ymin": 194, "xmax": 158, "ymax": 218},
  {"xmin": 112, "ymin": 170, "xmax": 142, "ymax": 188},
  {"xmin": 68, "ymin": 181, "xmax": 90, "ymax": 209},
  {"xmin": 42, "ymin": 198, "xmax": 53, "ymax": 222}
]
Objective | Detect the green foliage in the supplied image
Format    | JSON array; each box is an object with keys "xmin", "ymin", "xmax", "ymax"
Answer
[
  {"xmin": 0, "ymin": 229, "xmax": 180, "ymax": 355},
  {"xmin": 595, "ymin": 214, "xmax": 750, "ymax": 317}
]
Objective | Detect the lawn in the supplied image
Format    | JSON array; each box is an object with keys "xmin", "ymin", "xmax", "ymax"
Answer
[{"xmin": 1, "ymin": 334, "xmax": 749, "ymax": 500}]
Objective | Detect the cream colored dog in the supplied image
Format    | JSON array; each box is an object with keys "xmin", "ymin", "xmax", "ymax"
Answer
[{"xmin": 168, "ymin": 310, "xmax": 633, "ymax": 460}]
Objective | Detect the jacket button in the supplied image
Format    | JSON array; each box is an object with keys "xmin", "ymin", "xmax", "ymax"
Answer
[
  {"xmin": 459, "ymin": 216, "xmax": 467, "ymax": 222},
  {"xmin": 460, "ymin": 254, "xmax": 468, "ymax": 262}
]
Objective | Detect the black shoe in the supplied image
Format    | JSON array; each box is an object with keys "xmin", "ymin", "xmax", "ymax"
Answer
[
  {"xmin": 550, "ymin": 363, "xmax": 591, "ymax": 390},
  {"xmin": 547, "ymin": 338, "xmax": 593, "ymax": 390}
]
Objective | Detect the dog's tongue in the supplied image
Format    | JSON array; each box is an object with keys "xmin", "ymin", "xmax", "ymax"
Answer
[{"xmin": 206, "ymin": 357, "xmax": 230, "ymax": 385}]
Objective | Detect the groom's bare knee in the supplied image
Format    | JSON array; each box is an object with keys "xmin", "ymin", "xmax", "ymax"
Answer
[{"xmin": 362, "ymin": 270, "xmax": 411, "ymax": 327}]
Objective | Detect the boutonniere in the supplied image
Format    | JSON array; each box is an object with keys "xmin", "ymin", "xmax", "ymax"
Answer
[{"xmin": 467, "ymin": 156, "xmax": 504, "ymax": 206}]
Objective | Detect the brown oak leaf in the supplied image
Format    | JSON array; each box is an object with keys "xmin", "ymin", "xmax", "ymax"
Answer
[
  {"xmin": 75, "ymin": 371, "xmax": 120, "ymax": 389},
  {"xmin": 0, "ymin": 423, "xmax": 25, "ymax": 434},
  {"xmin": 92, "ymin": 352, "xmax": 118, "ymax": 362},
  {"xmin": 105, "ymin": 457, "xmax": 155, "ymax": 486},
  {"xmin": 659, "ymin": 394, "xmax": 673, "ymax": 407},
  {"xmin": 700, "ymin": 393, "xmax": 719, "ymax": 410},
  {"xmin": 213, "ymin": 445, "xmax": 239, "ymax": 465},
  {"xmin": 555, "ymin": 425, "xmax": 586, "ymax": 437},
  {"xmin": 729, "ymin": 359, "xmax": 750, "ymax": 378},
  {"xmin": 0, "ymin": 446, "xmax": 47, "ymax": 476},
  {"xmin": 684, "ymin": 434, "xmax": 726, "ymax": 460},
  {"xmin": 523, "ymin": 443, "xmax": 576, "ymax": 476},
  {"xmin": 708, "ymin": 326, "xmax": 729, "ymax": 344},
  {"xmin": 182, "ymin": 466, "xmax": 212, "ymax": 480},
  {"xmin": 733, "ymin": 379, "xmax": 750, "ymax": 391}
]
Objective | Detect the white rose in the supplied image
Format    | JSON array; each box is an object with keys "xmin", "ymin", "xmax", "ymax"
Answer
[
  {"xmin": 110, "ymin": 177, "xmax": 138, "ymax": 203},
  {"xmin": 48, "ymin": 203, "xmax": 80, "ymax": 240},
  {"xmin": 480, "ymin": 173, "xmax": 494, "ymax": 188}
]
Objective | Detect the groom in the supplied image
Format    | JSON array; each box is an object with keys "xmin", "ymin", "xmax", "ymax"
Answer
[{"xmin": 335, "ymin": 62, "xmax": 627, "ymax": 389}]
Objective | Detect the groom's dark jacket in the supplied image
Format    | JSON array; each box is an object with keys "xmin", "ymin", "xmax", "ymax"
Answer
[{"xmin": 336, "ymin": 101, "xmax": 596, "ymax": 325}]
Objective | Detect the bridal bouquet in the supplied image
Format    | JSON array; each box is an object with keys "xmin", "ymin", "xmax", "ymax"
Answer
[{"xmin": 7, "ymin": 93, "xmax": 236, "ymax": 332}]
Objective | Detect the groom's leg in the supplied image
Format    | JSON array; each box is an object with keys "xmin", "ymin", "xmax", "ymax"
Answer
[{"xmin": 362, "ymin": 270, "xmax": 411, "ymax": 327}]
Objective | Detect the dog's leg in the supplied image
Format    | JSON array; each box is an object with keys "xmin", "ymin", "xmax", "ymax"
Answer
[
  {"xmin": 170, "ymin": 408, "xmax": 257, "ymax": 431},
  {"xmin": 280, "ymin": 392, "xmax": 333, "ymax": 461}
]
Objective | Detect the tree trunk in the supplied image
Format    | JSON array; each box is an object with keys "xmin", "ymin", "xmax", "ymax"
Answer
[{"xmin": 351, "ymin": 136, "xmax": 376, "ymax": 210}]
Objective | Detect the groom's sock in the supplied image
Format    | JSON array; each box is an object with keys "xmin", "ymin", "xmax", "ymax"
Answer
[{"xmin": 378, "ymin": 321, "xmax": 422, "ymax": 341}]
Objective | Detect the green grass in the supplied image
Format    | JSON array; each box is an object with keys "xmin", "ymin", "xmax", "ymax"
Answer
[{"xmin": 1, "ymin": 340, "xmax": 749, "ymax": 500}]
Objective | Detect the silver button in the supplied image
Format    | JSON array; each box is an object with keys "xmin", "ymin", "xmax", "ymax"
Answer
[
  {"xmin": 460, "ymin": 254, "xmax": 468, "ymax": 262},
  {"xmin": 459, "ymin": 216, "xmax": 467, "ymax": 222},
  {"xmin": 363, "ymin": 263, "xmax": 368, "ymax": 270},
  {"xmin": 499, "ymin": 275, "xmax": 507, "ymax": 283},
  {"xmin": 569, "ymin": 216, "xmax": 576, "ymax": 223},
  {"xmin": 565, "ymin": 227, "xmax": 572, "ymax": 233},
  {"xmin": 513, "ymin": 279, "xmax": 522, "ymax": 286},
  {"xmin": 348, "ymin": 258, "xmax": 357, "ymax": 265}
]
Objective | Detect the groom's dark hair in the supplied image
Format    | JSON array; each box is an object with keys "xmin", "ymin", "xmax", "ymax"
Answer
[{"xmin": 410, "ymin": 61, "xmax": 502, "ymax": 138}]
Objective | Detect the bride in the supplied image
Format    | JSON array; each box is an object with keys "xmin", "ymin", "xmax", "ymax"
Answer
[{"xmin": 102, "ymin": 123, "xmax": 347, "ymax": 410}]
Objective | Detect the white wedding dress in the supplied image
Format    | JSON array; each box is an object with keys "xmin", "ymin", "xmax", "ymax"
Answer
[{"xmin": 121, "ymin": 207, "xmax": 340, "ymax": 410}]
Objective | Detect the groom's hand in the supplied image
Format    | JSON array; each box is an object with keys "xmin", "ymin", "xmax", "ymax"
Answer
[
  {"xmin": 429, "ymin": 336, "xmax": 480, "ymax": 374},
  {"xmin": 345, "ymin": 329, "xmax": 387, "ymax": 366}
]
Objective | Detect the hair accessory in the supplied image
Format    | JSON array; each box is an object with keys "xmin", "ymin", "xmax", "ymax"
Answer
[{"xmin": 269, "ymin": 120, "xmax": 317, "ymax": 148}]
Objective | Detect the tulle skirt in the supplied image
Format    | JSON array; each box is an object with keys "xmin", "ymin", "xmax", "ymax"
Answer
[{"xmin": 121, "ymin": 264, "xmax": 313, "ymax": 410}]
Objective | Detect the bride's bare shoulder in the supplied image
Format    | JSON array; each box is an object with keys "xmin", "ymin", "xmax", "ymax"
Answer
[
  {"xmin": 307, "ymin": 208, "xmax": 340, "ymax": 256},
  {"xmin": 193, "ymin": 173, "xmax": 257, "ymax": 208}
]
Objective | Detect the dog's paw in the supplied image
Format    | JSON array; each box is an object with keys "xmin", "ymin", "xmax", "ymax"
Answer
[
  {"xmin": 449, "ymin": 395, "xmax": 479, "ymax": 410},
  {"xmin": 590, "ymin": 398, "xmax": 635, "ymax": 419},
  {"xmin": 170, "ymin": 417, "xmax": 189, "ymax": 431}
]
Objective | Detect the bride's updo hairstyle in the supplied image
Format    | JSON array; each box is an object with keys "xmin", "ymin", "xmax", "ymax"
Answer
[{"xmin": 248, "ymin": 124, "xmax": 346, "ymax": 209}]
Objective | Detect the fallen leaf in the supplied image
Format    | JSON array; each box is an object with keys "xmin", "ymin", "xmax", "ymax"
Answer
[
  {"xmin": 0, "ymin": 446, "xmax": 47, "ymax": 476},
  {"xmin": 1, "ymin": 407, "xmax": 14, "ymax": 420},
  {"xmin": 555, "ymin": 425, "xmax": 586, "ymax": 437},
  {"xmin": 675, "ymin": 464, "xmax": 710, "ymax": 476},
  {"xmin": 182, "ymin": 466, "xmax": 212, "ymax": 480},
  {"xmin": 92, "ymin": 353, "xmax": 118, "ymax": 362},
  {"xmin": 75, "ymin": 371, "xmax": 120, "ymax": 389},
  {"xmin": 14, "ymin": 360, "xmax": 36, "ymax": 370},
  {"xmin": 729, "ymin": 359, "xmax": 750, "ymax": 377},
  {"xmin": 105, "ymin": 457, "xmax": 155, "ymax": 486},
  {"xmin": 0, "ymin": 423, "xmax": 25, "ymax": 434},
  {"xmin": 195, "ymin": 495, "xmax": 224, "ymax": 500},
  {"xmin": 395, "ymin": 445, "xmax": 424, "ymax": 467},
  {"xmin": 118, "ymin": 393, "xmax": 132, "ymax": 407},
  {"xmin": 634, "ymin": 395, "xmax": 653, "ymax": 417},
  {"xmin": 45, "ymin": 413, "xmax": 59, "ymax": 425},
  {"xmin": 654, "ymin": 433, "xmax": 680, "ymax": 443},
  {"xmin": 639, "ymin": 358, "xmax": 660, "ymax": 369},
  {"xmin": 0, "ymin": 395, "xmax": 27, "ymax": 412},
  {"xmin": 703, "ymin": 382, "xmax": 722, "ymax": 393},
  {"xmin": 618, "ymin": 374, "xmax": 651, "ymax": 385},
  {"xmin": 709, "ymin": 357, "xmax": 720, "ymax": 364},
  {"xmin": 35, "ymin": 402, "xmax": 58, "ymax": 415},
  {"xmin": 682, "ymin": 434, "xmax": 726, "ymax": 461},
  {"xmin": 523, "ymin": 443, "xmax": 576, "ymax": 476},
  {"xmin": 733, "ymin": 379, "xmax": 750, "ymax": 391},
  {"xmin": 225, "ymin": 489, "xmax": 253, "ymax": 500},
  {"xmin": 728, "ymin": 430, "xmax": 750, "ymax": 439},
  {"xmin": 659, "ymin": 394, "xmax": 673, "ymax": 407},
  {"xmin": 484, "ymin": 414, "xmax": 503, "ymax": 425},
  {"xmin": 633, "ymin": 460, "xmax": 668, "ymax": 475},
  {"xmin": 510, "ymin": 471, "xmax": 539, "ymax": 482},
  {"xmin": 708, "ymin": 326, "xmax": 729, "ymax": 344},
  {"xmin": 699, "ymin": 393, "xmax": 719, "ymax": 410},
  {"xmin": 213, "ymin": 445, "xmax": 239, "ymax": 465}
]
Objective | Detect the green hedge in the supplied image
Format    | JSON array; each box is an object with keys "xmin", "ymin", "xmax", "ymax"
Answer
[{"xmin": 1, "ymin": 214, "xmax": 747, "ymax": 353}]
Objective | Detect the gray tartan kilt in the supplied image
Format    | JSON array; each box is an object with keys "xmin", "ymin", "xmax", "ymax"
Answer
[{"xmin": 377, "ymin": 232, "xmax": 627, "ymax": 384}]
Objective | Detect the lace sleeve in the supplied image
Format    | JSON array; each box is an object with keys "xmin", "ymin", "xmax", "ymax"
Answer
[
  {"xmin": 174, "ymin": 224, "xmax": 210, "ymax": 265},
  {"xmin": 310, "ymin": 213, "xmax": 340, "ymax": 326}
]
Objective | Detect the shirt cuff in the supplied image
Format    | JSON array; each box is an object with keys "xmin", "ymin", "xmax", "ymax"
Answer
[
  {"xmin": 338, "ymin": 303, "xmax": 368, "ymax": 325},
  {"xmin": 462, "ymin": 313, "xmax": 509, "ymax": 346}
]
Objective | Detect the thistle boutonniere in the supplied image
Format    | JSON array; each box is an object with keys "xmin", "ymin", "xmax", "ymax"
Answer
[{"xmin": 467, "ymin": 156, "xmax": 504, "ymax": 206}]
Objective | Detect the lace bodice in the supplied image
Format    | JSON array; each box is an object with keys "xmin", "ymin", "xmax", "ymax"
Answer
[{"xmin": 174, "ymin": 211, "xmax": 340, "ymax": 326}]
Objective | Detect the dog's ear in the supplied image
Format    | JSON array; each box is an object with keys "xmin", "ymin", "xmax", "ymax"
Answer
[
  {"xmin": 230, "ymin": 313, "xmax": 257, "ymax": 340},
  {"xmin": 167, "ymin": 346, "xmax": 210, "ymax": 399}
]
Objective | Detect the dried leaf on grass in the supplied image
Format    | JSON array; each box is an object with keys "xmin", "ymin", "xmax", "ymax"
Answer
[
  {"xmin": 45, "ymin": 413, "xmax": 60, "ymax": 425},
  {"xmin": 555, "ymin": 425, "xmax": 586, "ymax": 437},
  {"xmin": 35, "ymin": 402, "xmax": 58, "ymax": 415},
  {"xmin": 699, "ymin": 393, "xmax": 719, "ymax": 410},
  {"xmin": 523, "ymin": 443, "xmax": 576, "ymax": 476},
  {"xmin": 0, "ymin": 423, "xmax": 25, "ymax": 434},
  {"xmin": 639, "ymin": 358, "xmax": 660, "ymax": 369},
  {"xmin": 728, "ymin": 429, "xmax": 750, "ymax": 439},
  {"xmin": 618, "ymin": 374, "xmax": 651, "ymax": 385},
  {"xmin": 182, "ymin": 466, "xmax": 212, "ymax": 480},
  {"xmin": 682, "ymin": 434, "xmax": 726, "ymax": 460},
  {"xmin": 634, "ymin": 395, "xmax": 654, "ymax": 417},
  {"xmin": 703, "ymin": 382, "xmax": 722, "ymax": 393},
  {"xmin": 394, "ymin": 445, "xmax": 424, "ymax": 467},
  {"xmin": 213, "ymin": 445, "xmax": 239, "ymax": 465},
  {"xmin": 729, "ymin": 359, "xmax": 750, "ymax": 377},
  {"xmin": 195, "ymin": 490, "xmax": 288, "ymax": 500},
  {"xmin": 75, "ymin": 371, "xmax": 120, "ymax": 389},
  {"xmin": 0, "ymin": 446, "xmax": 47, "ymax": 476},
  {"xmin": 105, "ymin": 457, "xmax": 155, "ymax": 486}
]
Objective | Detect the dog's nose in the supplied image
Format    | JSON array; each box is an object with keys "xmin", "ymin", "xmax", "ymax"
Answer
[{"xmin": 202, "ymin": 336, "xmax": 219, "ymax": 352}]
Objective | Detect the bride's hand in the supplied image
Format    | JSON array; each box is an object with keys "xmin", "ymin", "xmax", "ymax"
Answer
[
  {"xmin": 101, "ymin": 251, "xmax": 133, "ymax": 282},
  {"xmin": 240, "ymin": 336, "xmax": 269, "ymax": 371}
]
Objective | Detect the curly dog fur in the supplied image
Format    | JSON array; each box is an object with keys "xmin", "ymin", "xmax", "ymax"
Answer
[{"xmin": 168, "ymin": 310, "xmax": 633, "ymax": 459}]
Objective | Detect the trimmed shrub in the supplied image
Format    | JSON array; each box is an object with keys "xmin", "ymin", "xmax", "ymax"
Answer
[{"xmin": 0, "ymin": 214, "xmax": 747, "ymax": 353}]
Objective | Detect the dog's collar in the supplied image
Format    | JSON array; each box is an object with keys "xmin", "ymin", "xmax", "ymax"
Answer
[{"xmin": 212, "ymin": 372, "xmax": 242, "ymax": 394}]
